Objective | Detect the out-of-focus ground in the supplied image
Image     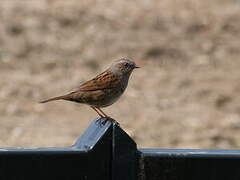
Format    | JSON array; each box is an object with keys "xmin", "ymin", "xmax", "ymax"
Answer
[{"xmin": 0, "ymin": 0, "xmax": 240, "ymax": 148}]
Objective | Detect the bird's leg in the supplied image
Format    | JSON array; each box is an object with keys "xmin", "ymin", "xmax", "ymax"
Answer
[
  {"xmin": 92, "ymin": 107, "xmax": 119, "ymax": 125},
  {"xmin": 96, "ymin": 108, "xmax": 109, "ymax": 118},
  {"xmin": 91, "ymin": 106, "xmax": 109, "ymax": 125},
  {"xmin": 96, "ymin": 108, "xmax": 119, "ymax": 125},
  {"xmin": 91, "ymin": 106, "xmax": 104, "ymax": 118}
]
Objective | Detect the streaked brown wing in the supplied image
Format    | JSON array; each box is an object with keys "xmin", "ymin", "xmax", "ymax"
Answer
[{"xmin": 70, "ymin": 71, "xmax": 120, "ymax": 93}]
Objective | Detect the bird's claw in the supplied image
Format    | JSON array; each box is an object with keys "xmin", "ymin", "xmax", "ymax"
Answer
[{"xmin": 96, "ymin": 117, "xmax": 120, "ymax": 126}]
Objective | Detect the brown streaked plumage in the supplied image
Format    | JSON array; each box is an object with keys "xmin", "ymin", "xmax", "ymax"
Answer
[{"xmin": 40, "ymin": 58, "xmax": 139, "ymax": 118}]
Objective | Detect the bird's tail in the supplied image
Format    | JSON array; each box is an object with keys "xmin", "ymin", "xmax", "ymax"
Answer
[{"xmin": 39, "ymin": 95, "xmax": 67, "ymax": 103}]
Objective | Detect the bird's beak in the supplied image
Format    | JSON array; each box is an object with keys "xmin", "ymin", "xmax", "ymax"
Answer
[{"xmin": 135, "ymin": 65, "xmax": 140, "ymax": 69}]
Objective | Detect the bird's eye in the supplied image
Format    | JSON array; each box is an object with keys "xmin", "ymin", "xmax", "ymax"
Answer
[{"xmin": 124, "ymin": 63, "xmax": 129, "ymax": 67}]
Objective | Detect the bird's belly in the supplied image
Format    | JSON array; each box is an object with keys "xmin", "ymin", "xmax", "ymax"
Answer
[
  {"xmin": 100, "ymin": 93, "xmax": 121, "ymax": 107},
  {"xmin": 97, "ymin": 89, "xmax": 123, "ymax": 107},
  {"xmin": 82, "ymin": 88, "xmax": 123, "ymax": 108}
]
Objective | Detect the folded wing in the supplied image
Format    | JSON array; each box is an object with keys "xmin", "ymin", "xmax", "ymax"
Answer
[{"xmin": 70, "ymin": 70, "xmax": 120, "ymax": 93}]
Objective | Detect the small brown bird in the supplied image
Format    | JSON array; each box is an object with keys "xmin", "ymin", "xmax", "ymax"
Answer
[{"xmin": 40, "ymin": 58, "xmax": 139, "ymax": 118}]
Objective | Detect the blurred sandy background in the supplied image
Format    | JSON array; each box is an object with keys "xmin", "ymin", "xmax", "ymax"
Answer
[{"xmin": 0, "ymin": 0, "xmax": 240, "ymax": 148}]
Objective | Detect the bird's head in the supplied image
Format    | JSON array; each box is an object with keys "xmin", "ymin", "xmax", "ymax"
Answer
[{"xmin": 109, "ymin": 58, "xmax": 140, "ymax": 76}]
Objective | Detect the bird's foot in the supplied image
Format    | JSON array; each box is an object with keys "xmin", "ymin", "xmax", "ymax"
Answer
[
  {"xmin": 96, "ymin": 116, "xmax": 120, "ymax": 126},
  {"xmin": 96, "ymin": 117, "xmax": 107, "ymax": 125},
  {"xmin": 106, "ymin": 117, "xmax": 120, "ymax": 126}
]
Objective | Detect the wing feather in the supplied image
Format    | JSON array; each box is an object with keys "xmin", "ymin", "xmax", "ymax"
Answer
[{"xmin": 70, "ymin": 71, "xmax": 120, "ymax": 93}]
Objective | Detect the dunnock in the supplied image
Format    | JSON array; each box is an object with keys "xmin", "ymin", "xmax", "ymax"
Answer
[{"xmin": 40, "ymin": 58, "xmax": 139, "ymax": 118}]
